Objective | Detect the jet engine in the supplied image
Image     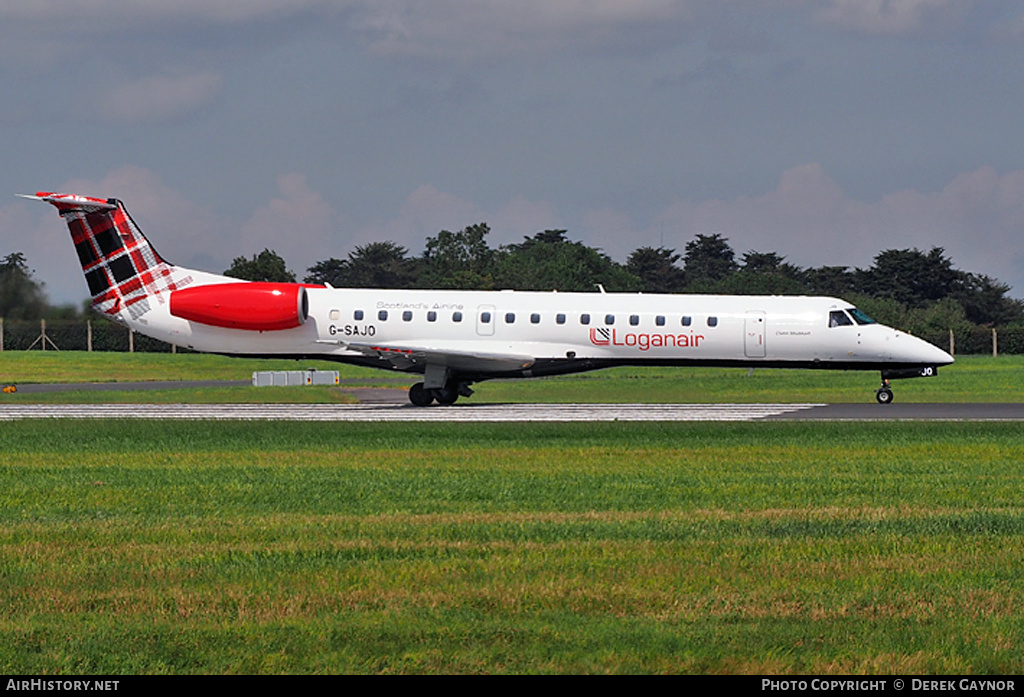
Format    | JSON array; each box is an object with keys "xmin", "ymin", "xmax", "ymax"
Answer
[{"xmin": 169, "ymin": 282, "xmax": 309, "ymax": 331}]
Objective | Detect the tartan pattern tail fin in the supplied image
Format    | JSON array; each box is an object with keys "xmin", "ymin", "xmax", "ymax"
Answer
[{"xmin": 28, "ymin": 193, "xmax": 190, "ymax": 319}]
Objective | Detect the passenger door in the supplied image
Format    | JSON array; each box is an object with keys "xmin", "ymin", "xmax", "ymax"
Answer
[{"xmin": 744, "ymin": 311, "xmax": 766, "ymax": 358}]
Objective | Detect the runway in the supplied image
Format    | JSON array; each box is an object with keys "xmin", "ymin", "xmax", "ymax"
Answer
[
  {"xmin": 9, "ymin": 379, "xmax": 1021, "ymax": 421},
  {"xmin": 0, "ymin": 402, "xmax": 1022, "ymax": 421}
]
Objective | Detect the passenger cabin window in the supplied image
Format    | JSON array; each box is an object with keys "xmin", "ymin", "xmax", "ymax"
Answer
[
  {"xmin": 453, "ymin": 312, "xmax": 463, "ymax": 323},
  {"xmin": 378, "ymin": 310, "xmax": 388, "ymax": 321},
  {"xmin": 605, "ymin": 314, "xmax": 615, "ymax": 325},
  {"xmin": 427, "ymin": 311, "xmax": 437, "ymax": 322},
  {"xmin": 505, "ymin": 313, "xmax": 516, "ymax": 324},
  {"xmin": 480, "ymin": 312, "xmax": 492, "ymax": 324},
  {"xmin": 556, "ymin": 314, "xmax": 566, "ymax": 325},
  {"xmin": 353, "ymin": 310, "xmax": 363, "ymax": 320},
  {"xmin": 829, "ymin": 310, "xmax": 854, "ymax": 327},
  {"xmin": 531, "ymin": 313, "xmax": 541, "ymax": 324},
  {"xmin": 580, "ymin": 314, "xmax": 591, "ymax": 325},
  {"xmin": 707, "ymin": 316, "xmax": 718, "ymax": 327},
  {"xmin": 629, "ymin": 315, "xmax": 640, "ymax": 326},
  {"xmin": 682, "ymin": 316, "xmax": 692, "ymax": 326},
  {"xmin": 402, "ymin": 311, "xmax": 413, "ymax": 322},
  {"xmin": 656, "ymin": 316, "xmax": 666, "ymax": 326},
  {"xmin": 330, "ymin": 310, "xmax": 340, "ymax": 321}
]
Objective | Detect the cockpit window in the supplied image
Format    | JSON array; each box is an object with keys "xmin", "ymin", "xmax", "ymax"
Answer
[
  {"xmin": 847, "ymin": 307, "xmax": 877, "ymax": 325},
  {"xmin": 829, "ymin": 310, "xmax": 853, "ymax": 327}
]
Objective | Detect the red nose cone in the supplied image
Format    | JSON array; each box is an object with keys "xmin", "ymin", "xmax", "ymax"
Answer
[{"xmin": 170, "ymin": 282, "xmax": 308, "ymax": 331}]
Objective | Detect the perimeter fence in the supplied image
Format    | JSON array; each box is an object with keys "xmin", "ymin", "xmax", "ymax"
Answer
[
  {"xmin": 919, "ymin": 327, "xmax": 1024, "ymax": 356},
  {"xmin": 0, "ymin": 318, "xmax": 183, "ymax": 353}
]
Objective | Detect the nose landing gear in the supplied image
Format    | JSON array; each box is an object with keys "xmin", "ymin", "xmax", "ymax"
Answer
[
  {"xmin": 875, "ymin": 379, "xmax": 894, "ymax": 404},
  {"xmin": 875, "ymin": 366, "xmax": 941, "ymax": 404}
]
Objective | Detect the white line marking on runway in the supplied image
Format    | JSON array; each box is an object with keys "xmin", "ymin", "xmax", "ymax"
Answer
[{"xmin": 0, "ymin": 403, "xmax": 825, "ymax": 422}]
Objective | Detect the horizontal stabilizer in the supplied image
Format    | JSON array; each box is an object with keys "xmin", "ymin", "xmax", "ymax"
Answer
[{"xmin": 18, "ymin": 192, "xmax": 117, "ymax": 211}]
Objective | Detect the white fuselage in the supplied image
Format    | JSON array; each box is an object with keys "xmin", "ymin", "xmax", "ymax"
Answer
[{"xmin": 125, "ymin": 286, "xmax": 953, "ymax": 379}]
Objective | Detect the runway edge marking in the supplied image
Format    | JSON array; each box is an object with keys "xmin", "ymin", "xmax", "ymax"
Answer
[{"xmin": 0, "ymin": 403, "xmax": 825, "ymax": 422}]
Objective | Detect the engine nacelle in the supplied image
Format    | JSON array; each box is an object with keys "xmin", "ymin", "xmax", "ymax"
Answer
[{"xmin": 170, "ymin": 282, "xmax": 309, "ymax": 331}]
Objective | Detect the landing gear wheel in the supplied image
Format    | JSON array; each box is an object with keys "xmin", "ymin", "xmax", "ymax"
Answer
[
  {"xmin": 433, "ymin": 387, "xmax": 459, "ymax": 406},
  {"xmin": 876, "ymin": 387, "xmax": 894, "ymax": 404},
  {"xmin": 409, "ymin": 382, "xmax": 434, "ymax": 407}
]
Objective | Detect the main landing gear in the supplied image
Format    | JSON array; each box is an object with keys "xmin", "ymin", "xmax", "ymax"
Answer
[{"xmin": 408, "ymin": 380, "xmax": 473, "ymax": 407}]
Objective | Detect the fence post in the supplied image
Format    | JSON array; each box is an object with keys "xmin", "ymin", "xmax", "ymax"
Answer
[
  {"xmin": 0, "ymin": 317, "xmax": 3, "ymax": 352},
  {"xmin": 41, "ymin": 319, "xmax": 46, "ymax": 351},
  {"xmin": 948, "ymin": 329, "xmax": 955, "ymax": 357},
  {"xmin": 993, "ymin": 328, "xmax": 998, "ymax": 358},
  {"xmin": 87, "ymin": 321, "xmax": 92, "ymax": 352},
  {"xmin": 129, "ymin": 328, "xmax": 134, "ymax": 353}
]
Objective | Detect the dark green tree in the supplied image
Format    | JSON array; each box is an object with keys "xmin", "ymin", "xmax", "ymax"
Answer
[
  {"xmin": 625, "ymin": 247, "xmax": 685, "ymax": 293},
  {"xmin": 904, "ymin": 297, "xmax": 974, "ymax": 342},
  {"xmin": 803, "ymin": 265, "xmax": 855, "ymax": 297},
  {"xmin": 305, "ymin": 242, "xmax": 417, "ymax": 288},
  {"xmin": 740, "ymin": 251, "xmax": 796, "ymax": 275},
  {"xmin": 493, "ymin": 230, "xmax": 641, "ymax": 292},
  {"xmin": 682, "ymin": 233, "xmax": 738, "ymax": 289},
  {"xmin": 225, "ymin": 249, "xmax": 296, "ymax": 283},
  {"xmin": 303, "ymin": 257, "xmax": 348, "ymax": 287},
  {"xmin": 717, "ymin": 250, "xmax": 805, "ymax": 295},
  {"xmin": 857, "ymin": 247, "xmax": 959, "ymax": 307},
  {"xmin": 0, "ymin": 252, "xmax": 48, "ymax": 319},
  {"xmin": 420, "ymin": 223, "xmax": 494, "ymax": 289},
  {"xmin": 953, "ymin": 272, "xmax": 1024, "ymax": 327}
]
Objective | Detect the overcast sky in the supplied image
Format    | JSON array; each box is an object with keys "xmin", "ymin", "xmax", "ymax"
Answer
[{"xmin": 2, "ymin": 0, "xmax": 1024, "ymax": 305}]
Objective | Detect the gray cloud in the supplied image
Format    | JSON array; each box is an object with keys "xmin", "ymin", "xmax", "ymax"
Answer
[
  {"xmin": 4, "ymin": 0, "xmax": 1024, "ymax": 306},
  {"xmin": 13, "ymin": 161, "xmax": 1024, "ymax": 306},
  {"xmin": 649, "ymin": 164, "xmax": 1024, "ymax": 292},
  {"xmin": 814, "ymin": 0, "xmax": 970, "ymax": 35},
  {"xmin": 95, "ymin": 72, "xmax": 223, "ymax": 124}
]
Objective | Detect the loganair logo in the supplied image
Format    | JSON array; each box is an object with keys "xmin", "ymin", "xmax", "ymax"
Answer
[{"xmin": 589, "ymin": 327, "xmax": 705, "ymax": 351}]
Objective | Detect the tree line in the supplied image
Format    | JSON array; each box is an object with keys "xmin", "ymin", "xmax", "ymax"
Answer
[
  {"xmin": 222, "ymin": 226, "xmax": 1023, "ymax": 342},
  {"xmin": 3, "ymin": 225, "xmax": 1023, "ymax": 352}
]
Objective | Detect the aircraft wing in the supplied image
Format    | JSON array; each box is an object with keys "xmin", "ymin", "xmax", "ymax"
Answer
[{"xmin": 323, "ymin": 339, "xmax": 535, "ymax": 375}]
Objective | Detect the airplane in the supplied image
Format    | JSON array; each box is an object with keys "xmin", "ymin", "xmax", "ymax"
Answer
[{"xmin": 25, "ymin": 191, "xmax": 954, "ymax": 406}]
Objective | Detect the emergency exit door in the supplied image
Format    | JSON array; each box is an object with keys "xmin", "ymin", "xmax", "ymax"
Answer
[{"xmin": 476, "ymin": 305, "xmax": 496, "ymax": 336}]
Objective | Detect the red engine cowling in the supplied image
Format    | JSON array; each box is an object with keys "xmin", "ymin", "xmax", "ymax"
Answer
[{"xmin": 169, "ymin": 282, "xmax": 309, "ymax": 331}]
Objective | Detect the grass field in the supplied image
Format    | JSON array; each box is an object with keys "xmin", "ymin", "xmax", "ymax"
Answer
[
  {"xmin": 0, "ymin": 352, "xmax": 365, "ymax": 384},
  {"xmin": 1, "ymin": 351, "xmax": 1023, "ymax": 403},
  {"xmin": 472, "ymin": 354, "xmax": 1023, "ymax": 404},
  {"xmin": 1, "ymin": 420, "xmax": 1023, "ymax": 674},
  {"xmin": 1, "ymin": 352, "xmax": 1022, "ymax": 673}
]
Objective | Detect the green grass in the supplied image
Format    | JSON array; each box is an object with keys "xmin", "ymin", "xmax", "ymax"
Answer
[
  {"xmin": 472, "ymin": 354, "xmax": 1024, "ymax": 404},
  {"xmin": 0, "ymin": 351, "xmax": 390, "ymax": 383},
  {"xmin": 1, "ymin": 421, "xmax": 1023, "ymax": 674},
  {"xmin": 0, "ymin": 386, "xmax": 361, "ymax": 404},
  {"xmin": 0, "ymin": 353, "xmax": 1021, "ymax": 671},
  {"xmin": 1, "ymin": 352, "xmax": 1023, "ymax": 403}
]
